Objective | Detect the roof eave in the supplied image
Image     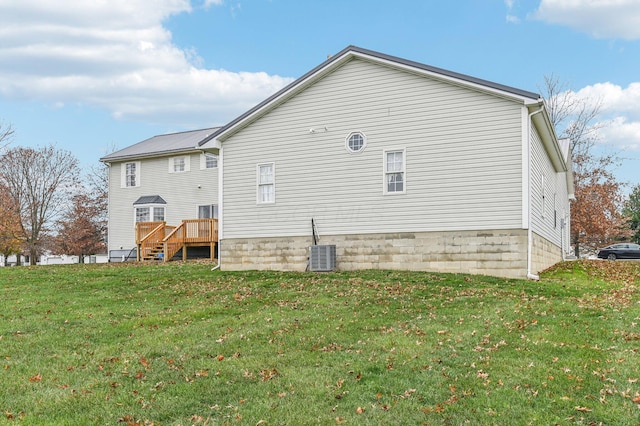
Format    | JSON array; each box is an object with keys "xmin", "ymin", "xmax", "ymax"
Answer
[
  {"xmin": 207, "ymin": 46, "xmax": 542, "ymax": 143},
  {"xmin": 100, "ymin": 147, "xmax": 202, "ymax": 164}
]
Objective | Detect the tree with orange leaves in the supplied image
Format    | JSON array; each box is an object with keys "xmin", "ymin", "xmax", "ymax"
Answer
[
  {"xmin": 542, "ymin": 75, "xmax": 628, "ymax": 257},
  {"xmin": 0, "ymin": 184, "xmax": 24, "ymax": 265}
]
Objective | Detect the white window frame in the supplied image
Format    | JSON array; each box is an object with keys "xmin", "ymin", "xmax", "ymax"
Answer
[
  {"xmin": 121, "ymin": 161, "xmax": 141, "ymax": 188},
  {"xmin": 383, "ymin": 148, "xmax": 406, "ymax": 195},
  {"xmin": 197, "ymin": 204, "xmax": 218, "ymax": 219},
  {"xmin": 134, "ymin": 205, "xmax": 165, "ymax": 224},
  {"xmin": 345, "ymin": 131, "xmax": 367, "ymax": 154},
  {"xmin": 169, "ymin": 155, "xmax": 190, "ymax": 173},
  {"xmin": 201, "ymin": 152, "xmax": 218, "ymax": 169},
  {"xmin": 257, "ymin": 163, "xmax": 275, "ymax": 204}
]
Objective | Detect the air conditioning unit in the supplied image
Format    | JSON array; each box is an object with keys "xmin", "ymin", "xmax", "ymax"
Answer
[{"xmin": 309, "ymin": 245, "xmax": 336, "ymax": 272}]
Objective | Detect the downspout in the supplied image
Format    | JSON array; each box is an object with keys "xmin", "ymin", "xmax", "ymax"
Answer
[
  {"xmin": 527, "ymin": 106, "xmax": 544, "ymax": 280},
  {"xmin": 211, "ymin": 145, "xmax": 223, "ymax": 271}
]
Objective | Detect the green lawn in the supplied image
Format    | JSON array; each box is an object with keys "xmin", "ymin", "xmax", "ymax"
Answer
[{"xmin": 1, "ymin": 261, "xmax": 640, "ymax": 425}]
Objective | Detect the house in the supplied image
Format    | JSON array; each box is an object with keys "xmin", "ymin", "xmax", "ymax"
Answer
[
  {"xmin": 100, "ymin": 128, "xmax": 220, "ymax": 261},
  {"xmin": 198, "ymin": 46, "xmax": 573, "ymax": 279}
]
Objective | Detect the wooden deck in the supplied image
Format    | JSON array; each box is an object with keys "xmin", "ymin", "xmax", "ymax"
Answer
[{"xmin": 136, "ymin": 219, "xmax": 218, "ymax": 261}]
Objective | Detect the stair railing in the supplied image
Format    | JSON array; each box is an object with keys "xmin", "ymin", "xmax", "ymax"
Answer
[{"xmin": 137, "ymin": 222, "xmax": 166, "ymax": 261}]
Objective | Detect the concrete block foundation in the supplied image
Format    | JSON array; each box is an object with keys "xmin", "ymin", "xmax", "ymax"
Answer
[{"xmin": 220, "ymin": 229, "xmax": 563, "ymax": 279}]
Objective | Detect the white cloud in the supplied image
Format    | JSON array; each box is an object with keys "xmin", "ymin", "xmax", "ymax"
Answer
[
  {"xmin": 0, "ymin": 0, "xmax": 292, "ymax": 126},
  {"xmin": 506, "ymin": 14, "xmax": 521, "ymax": 23},
  {"xmin": 533, "ymin": 0, "xmax": 640, "ymax": 40},
  {"xmin": 569, "ymin": 82, "xmax": 640, "ymax": 152}
]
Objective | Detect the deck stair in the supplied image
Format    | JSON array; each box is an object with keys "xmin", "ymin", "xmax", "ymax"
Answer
[{"xmin": 136, "ymin": 219, "xmax": 218, "ymax": 262}]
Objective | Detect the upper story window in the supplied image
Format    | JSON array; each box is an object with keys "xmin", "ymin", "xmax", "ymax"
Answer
[
  {"xmin": 346, "ymin": 132, "xmax": 366, "ymax": 153},
  {"xmin": 169, "ymin": 155, "xmax": 190, "ymax": 173},
  {"xmin": 202, "ymin": 153, "xmax": 218, "ymax": 169},
  {"xmin": 121, "ymin": 161, "xmax": 140, "ymax": 188},
  {"xmin": 384, "ymin": 149, "xmax": 406, "ymax": 194},
  {"xmin": 257, "ymin": 163, "xmax": 275, "ymax": 204}
]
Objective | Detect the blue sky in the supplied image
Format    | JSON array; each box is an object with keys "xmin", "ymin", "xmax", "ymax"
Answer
[{"xmin": 0, "ymin": 0, "xmax": 639, "ymax": 188}]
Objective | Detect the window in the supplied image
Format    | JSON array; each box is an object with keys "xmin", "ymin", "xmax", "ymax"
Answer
[
  {"xmin": 135, "ymin": 207, "xmax": 149, "ymax": 222},
  {"xmin": 384, "ymin": 149, "xmax": 406, "ymax": 194},
  {"xmin": 346, "ymin": 132, "xmax": 366, "ymax": 153},
  {"xmin": 135, "ymin": 206, "xmax": 165, "ymax": 223},
  {"xmin": 153, "ymin": 207, "xmax": 165, "ymax": 222},
  {"xmin": 202, "ymin": 153, "xmax": 218, "ymax": 169},
  {"xmin": 169, "ymin": 156, "xmax": 190, "ymax": 173},
  {"xmin": 257, "ymin": 163, "xmax": 275, "ymax": 204},
  {"xmin": 198, "ymin": 204, "xmax": 219, "ymax": 219},
  {"xmin": 121, "ymin": 162, "xmax": 140, "ymax": 188}
]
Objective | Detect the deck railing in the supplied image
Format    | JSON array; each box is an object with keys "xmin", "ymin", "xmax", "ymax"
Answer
[
  {"xmin": 137, "ymin": 222, "xmax": 167, "ymax": 261},
  {"xmin": 163, "ymin": 219, "xmax": 218, "ymax": 261},
  {"xmin": 136, "ymin": 219, "xmax": 218, "ymax": 261},
  {"xmin": 135, "ymin": 221, "xmax": 165, "ymax": 245}
]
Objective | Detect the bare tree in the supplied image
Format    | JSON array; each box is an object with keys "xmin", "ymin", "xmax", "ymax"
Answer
[
  {"xmin": 52, "ymin": 163, "xmax": 109, "ymax": 261},
  {"xmin": 0, "ymin": 145, "xmax": 80, "ymax": 265},
  {"xmin": 0, "ymin": 121, "xmax": 14, "ymax": 152},
  {"xmin": 541, "ymin": 75, "xmax": 627, "ymax": 257}
]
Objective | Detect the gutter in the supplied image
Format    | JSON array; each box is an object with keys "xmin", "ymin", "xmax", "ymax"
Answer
[
  {"xmin": 211, "ymin": 146, "xmax": 224, "ymax": 271},
  {"xmin": 527, "ymin": 105, "xmax": 544, "ymax": 281}
]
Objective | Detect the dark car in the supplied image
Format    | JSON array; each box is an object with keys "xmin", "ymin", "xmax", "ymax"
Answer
[{"xmin": 597, "ymin": 243, "xmax": 640, "ymax": 260}]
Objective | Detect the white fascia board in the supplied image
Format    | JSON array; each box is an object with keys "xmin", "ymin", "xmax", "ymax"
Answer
[
  {"xmin": 199, "ymin": 138, "xmax": 221, "ymax": 150},
  {"xmin": 531, "ymin": 111, "xmax": 566, "ymax": 172}
]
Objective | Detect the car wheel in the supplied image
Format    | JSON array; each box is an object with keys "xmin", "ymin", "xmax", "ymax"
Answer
[{"xmin": 607, "ymin": 253, "xmax": 617, "ymax": 260}]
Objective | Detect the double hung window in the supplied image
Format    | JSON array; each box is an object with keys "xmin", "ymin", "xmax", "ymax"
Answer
[
  {"xmin": 203, "ymin": 153, "xmax": 218, "ymax": 169},
  {"xmin": 384, "ymin": 149, "xmax": 406, "ymax": 194},
  {"xmin": 257, "ymin": 163, "xmax": 275, "ymax": 204},
  {"xmin": 122, "ymin": 162, "xmax": 140, "ymax": 188},
  {"xmin": 169, "ymin": 156, "xmax": 190, "ymax": 173}
]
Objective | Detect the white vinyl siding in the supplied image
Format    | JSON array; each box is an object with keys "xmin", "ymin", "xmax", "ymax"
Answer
[
  {"xmin": 221, "ymin": 58, "xmax": 524, "ymax": 238},
  {"xmin": 530, "ymin": 125, "xmax": 571, "ymax": 248},
  {"xmin": 107, "ymin": 152, "xmax": 219, "ymax": 252}
]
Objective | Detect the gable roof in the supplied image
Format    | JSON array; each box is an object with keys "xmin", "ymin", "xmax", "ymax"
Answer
[
  {"xmin": 101, "ymin": 127, "xmax": 220, "ymax": 163},
  {"xmin": 200, "ymin": 45, "xmax": 543, "ymax": 146}
]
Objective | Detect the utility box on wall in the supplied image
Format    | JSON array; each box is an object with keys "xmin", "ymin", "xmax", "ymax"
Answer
[{"xmin": 309, "ymin": 245, "xmax": 336, "ymax": 272}]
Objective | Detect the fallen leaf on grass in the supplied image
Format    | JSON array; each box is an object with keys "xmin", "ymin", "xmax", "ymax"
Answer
[
  {"xmin": 29, "ymin": 374, "xmax": 42, "ymax": 382},
  {"xmin": 633, "ymin": 396, "xmax": 640, "ymax": 404},
  {"xmin": 575, "ymin": 406, "xmax": 592, "ymax": 412},
  {"xmin": 260, "ymin": 368, "xmax": 279, "ymax": 381}
]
